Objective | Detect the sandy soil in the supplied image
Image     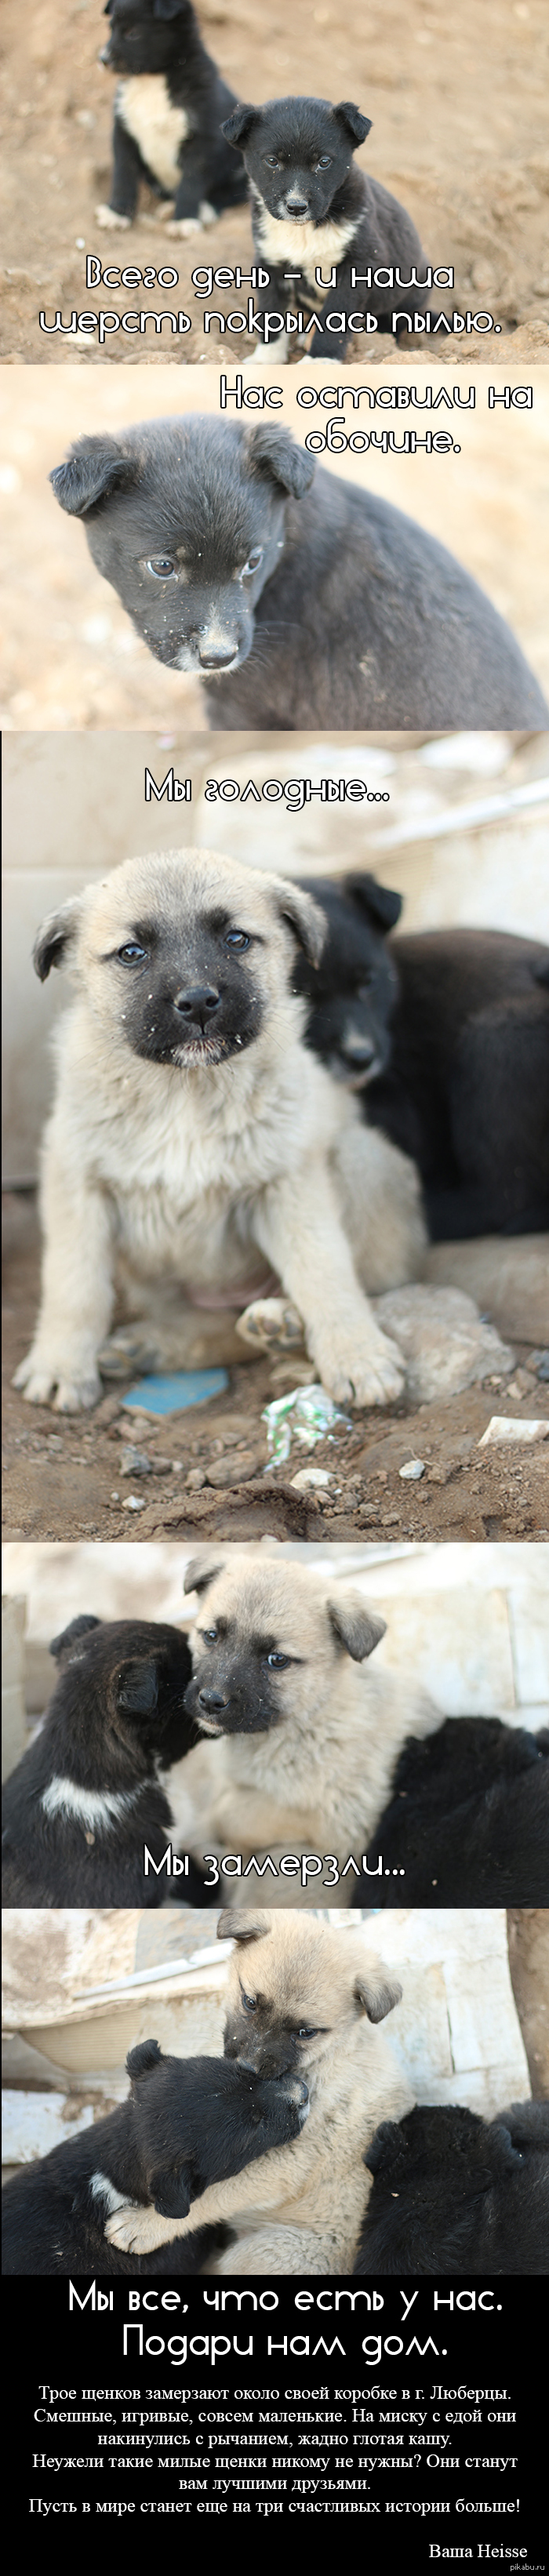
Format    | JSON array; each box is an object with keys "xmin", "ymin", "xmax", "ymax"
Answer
[
  {"xmin": 3, "ymin": 1199, "xmax": 548, "ymax": 1545},
  {"xmin": 1, "ymin": 0, "xmax": 548, "ymax": 365},
  {"xmin": 1, "ymin": 366, "xmax": 547, "ymax": 728}
]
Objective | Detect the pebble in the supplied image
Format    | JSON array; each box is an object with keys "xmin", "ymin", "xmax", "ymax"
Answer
[
  {"xmin": 398, "ymin": 1458, "xmax": 425, "ymax": 1481},
  {"xmin": 478, "ymin": 1416, "xmax": 549, "ymax": 1448},
  {"xmin": 290, "ymin": 1467, "xmax": 333, "ymax": 1491},
  {"xmin": 122, "ymin": 1494, "xmax": 147, "ymax": 1511},
  {"xmin": 120, "ymin": 1445, "xmax": 151, "ymax": 1477},
  {"xmin": 205, "ymin": 1452, "xmax": 259, "ymax": 1487}
]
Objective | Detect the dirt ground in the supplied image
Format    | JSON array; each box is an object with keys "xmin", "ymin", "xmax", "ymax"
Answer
[
  {"xmin": 507, "ymin": 1911, "xmax": 549, "ymax": 2096},
  {"xmin": 1, "ymin": 366, "xmax": 548, "ymax": 728},
  {"xmin": 1, "ymin": 0, "xmax": 548, "ymax": 366},
  {"xmin": 3, "ymin": 1197, "xmax": 548, "ymax": 1544}
]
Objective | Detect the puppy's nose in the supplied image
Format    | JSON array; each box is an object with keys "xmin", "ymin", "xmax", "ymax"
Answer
[
  {"xmin": 343, "ymin": 1037, "xmax": 376, "ymax": 1067},
  {"xmin": 99, "ymin": 45, "xmax": 112, "ymax": 64},
  {"xmin": 198, "ymin": 1688, "xmax": 229, "ymax": 1713},
  {"xmin": 198, "ymin": 643, "xmax": 238, "ymax": 670},
  {"xmin": 286, "ymin": 193, "xmax": 310, "ymax": 214},
  {"xmin": 173, "ymin": 985, "xmax": 220, "ymax": 1025}
]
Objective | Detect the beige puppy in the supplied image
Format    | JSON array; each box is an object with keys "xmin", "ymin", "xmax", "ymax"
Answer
[
  {"xmin": 14, "ymin": 848, "xmax": 425, "ymax": 1415},
  {"xmin": 167, "ymin": 1552, "xmax": 440, "ymax": 1906},
  {"xmin": 106, "ymin": 1913, "xmax": 413, "ymax": 2273}
]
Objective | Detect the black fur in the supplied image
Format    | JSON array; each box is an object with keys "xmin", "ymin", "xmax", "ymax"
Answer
[
  {"xmin": 49, "ymin": 417, "xmax": 549, "ymax": 730},
  {"xmin": 100, "ymin": 0, "xmax": 249, "ymax": 225},
  {"xmin": 222, "ymin": 93, "xmax": 430, "ymax": 349},
  {"xmin": 354, "ymin": 2099, "xmax": 549, "ymax": 2274},
  {"xmin": 358, "ymin": 1717, "xmax": 549, "ymax": 1907},
  {"xmin": 2, "ymin": 2036, "xmax": 308, "ymax": 2275},
  {"xmin": 300, "ymin": 897, "xmax": 549, "ymax": 1237},
  {"xmin": 1, "ymin": 1615, "xmax": 212, "ymax": 1909}
]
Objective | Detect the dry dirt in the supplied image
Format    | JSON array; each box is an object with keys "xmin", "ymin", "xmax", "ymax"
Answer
[
  {"xmin": 3, "ymin": 1197, "xmax": 548, "ymax": 1545},
  {"xmin": 1, "ymin": 0, "xmax": 548, "ymax": 366},
  {"xmin": 1, "ymin": 366, "xmax": 548, "ymax": 729}
]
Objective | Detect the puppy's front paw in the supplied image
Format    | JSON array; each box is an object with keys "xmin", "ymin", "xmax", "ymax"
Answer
[
  {"xmin": 95, "ymin": 203, "xmax": 132, "ymax": 231},
  {"xmin": 165, "ymin": 215, "xmax": 202, "ymax": 238},
  {"xmin": 13, "ymin": 1351, "xmax": 103, "ymax": 1412},
  {"xmin": 314, "ymin": 1328, "xmax": 405, "ymax": 1408},
  {"xmin": 97, "ymin": 1324, "xmax": 158, "ymax": 1379},
  {"xmin": 105, "ymin": 2204, "xmax": 170, "ymax": 2254},
  {"xmin": 236, "ymin": 1298, "xmax": 304, "ymax": 1352}
]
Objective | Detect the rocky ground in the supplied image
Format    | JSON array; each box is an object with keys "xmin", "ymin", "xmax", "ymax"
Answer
[{"xmin": 3, "ymin": 1201, "xmax": 547, "ymax": 1543}]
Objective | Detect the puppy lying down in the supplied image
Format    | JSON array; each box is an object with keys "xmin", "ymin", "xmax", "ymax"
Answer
[
  {"xmin": 104, "ymin": 1915, "xmax": 413, "ymax": 2274},
  {"xmin": 15, "ymin": 848, "xmax": 426, "ymax": 1415}
]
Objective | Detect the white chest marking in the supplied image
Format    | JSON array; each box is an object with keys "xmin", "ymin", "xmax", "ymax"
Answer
[
  {"xmin": 41, "ymin": 1776, "xmax": 142, "ymax": 1831},
  {"xmin": 89, "ymin": 2172, "xmax": 136, "ymax": 2216},
  {"xmin": 118, "ymin": 74, "xmax": 190, "ymax": 194},
  {"xmin": 253, "ymin": 197, "xmax": 357, "ymax": 286}
]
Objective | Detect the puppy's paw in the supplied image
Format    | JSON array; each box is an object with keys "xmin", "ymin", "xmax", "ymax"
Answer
[
  {"xmin": 105, "ymin": 2204, "xmax": 171, "ymax": 2254},
  {"xmin": 236, "ymin": 1298, "xmax": 304, "ymax": 1352},
  {"xmin": 198, "ymin": 199, "xmax": 217, "ymax": 227},
  {"xmin": 95, "ymin": 203, "xmax": 132, "ymax": 231},
  {"xmin": 13, "ymin": 1352, "xmax": 103, "ymax": 1412},
  {"xmin": 314, "ymin": 1329, "xmax": 405, "ymax": 1408},
  {"xmin": 165, "ymin": 214, "xmax": 202, "ymax": 238},
  {"xmin": 96, "ymin": 1325, "xmax": 158, "ymax": 1379},
  {"xmin": 243, "ymin": 340, "xmax": 289, "ymax": 366}
]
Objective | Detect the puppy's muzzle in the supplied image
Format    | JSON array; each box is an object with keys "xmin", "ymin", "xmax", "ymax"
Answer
[
  {"xmin": 198, "ymin": 1688, "xmax": 228, "ymax": 1724},
  {"xmin": 198, "ymin": 641, "xmax": 240, "ymax": 671},
  {"xmin": 285, "ymin": 191, "xmax": 311, "ymax": 218}
]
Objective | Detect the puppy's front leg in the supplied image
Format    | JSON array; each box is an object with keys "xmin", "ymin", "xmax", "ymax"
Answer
[
  {"xmin": 105, "ymin": 2128, "xmax": 309, "ymax": 2257},
  {"xmin": 253, "ymin": 1161, "xmax": 405, "ymax": 1407},
  {"xmin": 13, "ymin": 1147, "xmax": 114, "ymax": 1412}
]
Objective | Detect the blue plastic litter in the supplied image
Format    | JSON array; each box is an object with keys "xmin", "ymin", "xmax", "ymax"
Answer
[{"xmin": 122, "ymin": 1369, "xmax": 229, "ymax": 1415}]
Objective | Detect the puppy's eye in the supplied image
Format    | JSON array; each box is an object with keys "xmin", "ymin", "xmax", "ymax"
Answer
[
  {"xmin": 145, "ymin": 558, "xmax": 176, "ymax": 580},
  {"xmin": 314, "ymin": 154, "xmax": 333, "ymax": 169},
  {"xmin": 265, "ymin": 1652, "xmax": 291, "ymax": 1670},
  {"xmin": 118, "ymin": 943, "xmax": 147, "ymax": 965},
  {"xmin": 264, "ymin": 154, "xmax": 282, "ymax": 169},
  {"xmin": 241, "ymin": 1989, "xmax": 257, "ymax": 2013},
  {"xmin": 201, "ymin": 1627, "xmax": 218, "ymax": 1643},
  {"xmin": 225, "ymin": 929, "xmax": 249, "ymax": 951},
  {"xmin": 240, "ymin": 547, "xmax": 264, "ymax": 580},
  {"xmin": 298, "ymin": 2026, "xmax": 319, "ymax": 2039}
]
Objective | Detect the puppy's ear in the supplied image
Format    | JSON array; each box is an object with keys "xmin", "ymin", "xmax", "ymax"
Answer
[
  {"xmin": 219, "ymin": 1913, "xmax": 270, "ymax": 1945},
  {"xmin": 354, "ymin": 1965, "xmax": 402, "ymax": 2023},
  {"xmin": 184, "ymin": 1555, "xmax": 225, "ymax": 1599},
  {"xmin": 345, "ymin": 873, "xmax": 403, "ymax": 932},
  {"xmin": 49, "ymin": 1614, "xmax": 101, "ymax": 1665},
  {"xmin": 245, "ymin": 423, "xmax": 316, "ymax": 500},
  {"xmin": 269, "ymin": 877, "xmax": 326, "ymax": 969},
  {"xmin": 327, "ymin": 1592, "xmax": 387, "ymax": 1662},
  {"xmin": 364, "ymin": 2117, "xmax": 401, "ymax": 2174},
  {"xmin": 221, "ymin": 104, "xmax": 259, "ymax": 149},
  {"xmin": 126, "ymin": 2039, "xmax": 162, "ymax": 2083},
  {"xmin": 334, "ymin": 101, "xmax": 373, "ymax": 145},
  {"xmin": 115, "ymin": 1656, "xmax": 160, "ymax": 1717},
  {"xmin": 33, "ymin": 896, "xmax": 84, "ymax": 982},
  {"xmin": 154, "ymin": 0, "xmax": 187, "ymax": 18},
  {"xmin": 49, "ymin": 434, "xmax": 140, "ymax": 519}
]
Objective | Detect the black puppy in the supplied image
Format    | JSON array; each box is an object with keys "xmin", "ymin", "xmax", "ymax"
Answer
[
  {"xmin": 222, "ymin": 94, "xmax": 429, "ymax": 355},
  {"xmin": 97, "ymin": 0, "xmax": 249, "ymax": 234},
  {"xmin": 49, "ymin": 419, "xmax": 549, "ymax": 730},
  {"xmin": 354, "ymin": 2099, "xmax": 549, "ymax": 2274},
  {"xmin": 358, "ymin": 1717, "xmax": 549, "ymax": 1907},
  {"xmin": 300, "ymin": 896, "xmax": 549, "ymax": 1236},
  {"xmin": 2, "ymin": 2036, "xmax": 308, "ymax": 2276},
  {"xmin": 294, "ymin": 871, "xmax": 402, "ymax": 1088},
  {"xmin": 1, "ymin": 1614, "xmax": 211, "ymax": 1909}
]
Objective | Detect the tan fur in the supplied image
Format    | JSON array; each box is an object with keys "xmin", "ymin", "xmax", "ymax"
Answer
[
  {"xmin": 118, "ymin": 74, "xmax": 190, "ymax": 194},
  {"xmin": 15, "ymin": 850, "xmax": 425, "ymax": 1414},
  {"xmin": 167, "ymin": 1553, "xmax": 440, "ymax": 1904},
  {"xmin": 105, "ymin": 1914, "xmax": 413, "ymax": 2272}
]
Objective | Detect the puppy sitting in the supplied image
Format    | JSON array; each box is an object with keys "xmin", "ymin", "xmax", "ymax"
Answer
[
  {"xmin": 222, "ymin": 93, "xmax": 429, "ymax": 358},
  {"xmin": 2, "ymin": 2034, "xmax": 308, "ymax": 2275},
  {"xmin": 354, "ymin": 2100, "xmax": 549, "ymax": 2275},
  {"xmin": 104, "ymin": 1914, "xmax": 413, "ymax": 2273},
  {"xmin": 96, "ymin": 0, "xmax": 249, "ymax": 236},
  {"xmin": 360, "ymin": 1717, "xmax": 549, "ymax": 1907},
  {"xmin": 49, "ymin": 419, "xmax": 549, "ymax": 730},
  {"xmin": 1, "ymin": 1615, "xmax": 207, "ymax": 1909},
  {"xmin": 14, "ymin": 847, "xmax": 427, "ymax": 1416},
  {"xmin": 165, "ymin": 1553, "xmax": 441, "ymax": 1906}
]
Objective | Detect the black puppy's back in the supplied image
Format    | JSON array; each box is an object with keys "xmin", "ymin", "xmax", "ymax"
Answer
[
  {"xmin": 368, "ymin": 926, "xmax": 549, "ymax": 1235},
  {"xmin": 361, "ymin": 1717, "xmax": 549, "ymax": 1907},
  {"xmin": 354, "ymin": 2100, "xmax": 549, "ymax": 2274}
]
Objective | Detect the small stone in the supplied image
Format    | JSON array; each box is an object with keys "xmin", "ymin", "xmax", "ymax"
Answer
[
  {"xmin": 290, "ymin": 1467, "xmax": 333, "ymax": 1491},
  {"xmin": 478, "ymin": 1416, "xmax": 548, "ymax": 1448},
  {"xmin": 205, "ymin": 1451, "xmax": 259, "ymax": 1487},
  {"xmin": 122, "ymin": 1493, "xmax": 147, "ymax": 1510},
  {"xmin": 185, "ymin": 1467, "xmax": 206, "ymax": 1489},
  {"xmin": 398, "ymin": 1459, "xmax": 425, "ymax": 1481},
  {"xmin": 120, "ymin": 1445, "xmax": 151, "ymax": 1476}
]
